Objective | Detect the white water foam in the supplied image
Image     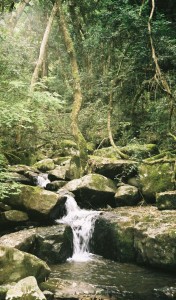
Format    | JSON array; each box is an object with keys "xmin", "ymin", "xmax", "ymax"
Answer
[
  {"xmin": 37, "ymin": 173, "xmax": 50, "ymax": 188},
  {"xmin": 56, "ymin": 194, "xmax": 99, "ymax": 262}
]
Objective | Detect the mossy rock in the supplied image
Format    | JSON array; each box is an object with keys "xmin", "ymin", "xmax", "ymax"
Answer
[
  {"xmin": 33, "ymin": 159, "xmax": 55, "ymax": 172},
  {"xmin": 0, "ymin": 210, "xmax": 29, "ymax": 225},
  {"xmin": 138, "ymin": 162, "xmax": 175, "ymax": 202},
  {"xmin": 114, "ymin": 184, "xmax": 141, "ymax": 206},
  {"xmin": 4, "ymin": 185, "xmax": 65, "ymax": 219},
  {"xmin": 156, "ymin": 191, "xmax": 176, "ymax": 210},
  {"xmin": 88, "ymin": 156, "xmax": 138, "ymax": 181},
  {"xmin": 62, "ymin": 173, "xmax": 117, "ymax": 208},
  {"xmin": 0, "ymin": 246, "xmax": 50, "ymax": 285},
  {"xmin": 120, "ymin": 143, "xmax": 159, "ymax": 159},
  {"xmin": 93, "ymin": 147, "xmax": 121, "ymax": 159}
]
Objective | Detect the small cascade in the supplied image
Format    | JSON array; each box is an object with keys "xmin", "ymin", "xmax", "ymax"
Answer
[
  {"xmin": 56, "ymin": 194, "xmax": 99, "ymax": 262},
  {"xmin": 37, "ymin": 173, "xmax": 50, "ymax": 188}
]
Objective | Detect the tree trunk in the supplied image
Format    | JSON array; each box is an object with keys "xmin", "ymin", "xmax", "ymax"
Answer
[
  {"xmin": 9, "ymin": 0, "xmax": 31, "ymax": 31},
  {"xmin": 57, "ymin": 0, "xmax": 87, "ymax": 176},
  {"xmin": 148, "ymin": 0, "xmax": 175, "ymax": 129},
  {"xmin": 30, "ymin": 2, "xmax": 58, "ymax": 92}
]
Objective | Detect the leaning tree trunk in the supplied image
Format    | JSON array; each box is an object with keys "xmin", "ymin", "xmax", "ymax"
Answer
[
  {"xmin": 9, "ymin": 0, "xmax": 31, "ymax": 31},
  {"xmin": 30, "ymin": 1, "xmax": 58, "ymax": 92},
  {"xmin": 57, "ymin": 0, "xmax": 87, "ymax": 176}
]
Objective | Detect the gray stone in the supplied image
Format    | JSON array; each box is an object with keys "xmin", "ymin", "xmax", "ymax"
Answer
[
  {"xmin": 93, "ymin": 206, "xmax": 176, "ymax": 270},
  {"xmin": 88, "ymin": 156, "xmax": 138, "ymax": 181},
  {"xmin": 115, "ymin": 184, "xmax": 141, "ymax": 206},
  {"xmin": 62, "ymin": 173, "xmax": 117, "ymax": 208},
  {"xmin": 0, "ymin": 229, "xmax": 36, "ymax": 251},
  {"xmin": 6, "ymin": 276, "xmax": 46, "ymax": 300}
]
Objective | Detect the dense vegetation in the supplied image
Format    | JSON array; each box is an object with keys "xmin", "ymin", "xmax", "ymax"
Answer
[{"xmin": 0, "ymin": 0, "xmax": 176, "ymax": 167}]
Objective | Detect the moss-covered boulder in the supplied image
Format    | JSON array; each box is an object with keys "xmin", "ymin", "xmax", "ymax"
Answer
[
  {"xmin": 93, "ymin": 211, "xmax": 135, "ymax": 262},
  {"xmin": 93, "ymin": 147, "xmax": 121, "ymax": 159},
  {"xmin": 6, "ymin": 276, "xmax": 46, "ymax": 300},
  {"xmin": 138, "ymin": 162, "xmax": 175, "ymax": 202},
  {"xmin": 34, "ymin": 159, "xmax": 55, "ymax": 172},
  {"xmin": 0, "ymin": 246, "xmax": 50, "ymax": 285},
  {"xmin": 88, "ymin": 156, "xmax": 137, "ymax": 181},
  {"xmin": 134, "ymin": 209, "xmax": 176, "ymax": 270},
  {"xmin": 4, "ymin": 185, "xmax": 66, "ymax": 220},
  {"xmin": 120, "ymin": 144, "xmax": 159, "ymax": 159},
  {"xmin": 156, "ymin": 191, "xmax": 176, "ymax": 210},
  {"xmin": 114, "ymin": 184, "xmax": 141, "ymax": 206},
  {"xmin": 62, "ymin": 174, "xmax": 117, "ymax": 208},
  {"xmin": 0, "ymin": 210, "xmax": 29, "ymax": 226},
  {"xmin": 93, "ymin": 207, "xmax": 176, "ymax": 271}
]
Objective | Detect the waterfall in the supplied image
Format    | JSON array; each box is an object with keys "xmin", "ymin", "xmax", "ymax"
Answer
[
  {"xmin": 56, "ymin": 194, "xmax": 99, "ymax": 262},
  {"xmin": 37, "ymin": 173, "xmax": 50, "ymax": 188}
]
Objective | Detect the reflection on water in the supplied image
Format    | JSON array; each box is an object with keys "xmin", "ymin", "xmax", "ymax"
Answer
[{"xmin": 50, "ymin": 255, "xmax": 176, "ymax": 299}]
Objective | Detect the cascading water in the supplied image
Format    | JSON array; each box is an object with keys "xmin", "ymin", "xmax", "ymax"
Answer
[
  {"xmin": 37, "ymin": 173, "xmax": 50, "ymax": 188},
  {"xmin": 56, "ymin": 194, "xmax": 99, "ymax": 262}
]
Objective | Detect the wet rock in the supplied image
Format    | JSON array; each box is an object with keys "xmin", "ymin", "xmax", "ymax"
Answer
[
  {"xmin": 0, "ymin": 246, "xmax": 50, "ymax": 285},
  {"xmin": 62, "ymin": 174, "xmax": 117, "ymax": 208},
  {"xmin": 34, "ymin": 159, "xmax": 55, "ymax": 172},
  {"xmin": 88, "ymin": 156, "xmax": 137, "ymax": 181},
  {"xmin": 114, "ymin": 184, "xmax": 141, "ymax": 206},
  {"xmin": 138, "ymin": 162, "xmax": 175, "ymax": 202},
  {"xmin": 156, "ymin": 191, "xmax": 176, "ymax": 210},
  {"xmin": 0, "ymin": 203, "xmax": 12, "ymax": 212},
  {"xmin": 6, "ymin": 276, "xmax": 46, "ymax": 300}
]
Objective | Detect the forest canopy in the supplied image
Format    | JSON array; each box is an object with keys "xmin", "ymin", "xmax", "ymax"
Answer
[{"xmin": 0, "ymin": 0, "xmax": 176, "ymax": 165}]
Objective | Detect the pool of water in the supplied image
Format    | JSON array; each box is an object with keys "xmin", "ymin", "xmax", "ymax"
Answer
[{"xmin": 50, "ymin": 255, "xmax": 176, "ymax": 299}]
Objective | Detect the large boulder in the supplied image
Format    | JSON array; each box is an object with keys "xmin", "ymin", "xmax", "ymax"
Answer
[
  {"xmin": 138, "ymin": 162, "xmax": 175, "ymax": 202},
  {"xmin": 0, "ymin": 225, "xmax": 73, "ymax": 264},
  {"xmin": 156, "ymin": 190, "xmax": 176, "ymax": 210},
  {"xmin": 88, "ymin": 156, "xmax": 138, "ymax": 181},
  {"xmin": 114, "ymin": 184, "xmax": 141, "ymax": 206},
  {"xmin": 93, "ymin": 206, "xmax": 176, "ymax": 271},
  {"xmin": 34, "ymin": 225, "xmax": 73, "ymax": 263},
  {"xmin": 0, "ymin": 246, "xmax": 50, "ymax": 285},
  {"xmin": 4, "ymin": 185, "xmax": 66, "ymax": 220},
  {"xmin": 62, "ymin": 174, "xmax": 117, "ymax": 208},
  {"xmin": 6, "ymin": 276, "xmax": 46, "ymax": 300}
]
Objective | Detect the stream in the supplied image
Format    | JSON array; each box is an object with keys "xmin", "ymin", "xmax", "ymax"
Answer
[{"xmin": 49, "ymin": 195, "xmax": 176, "ymax": 300}]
